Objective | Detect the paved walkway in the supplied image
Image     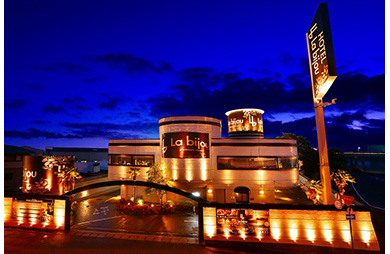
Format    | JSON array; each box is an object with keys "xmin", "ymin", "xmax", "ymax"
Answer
[
  {"xmin": 4, "ymin": 228, "xmax": 212, "ymax": 254},
  {"xmin": 71, "ymin": 228, "xmax": 199, "ymax": 244}
]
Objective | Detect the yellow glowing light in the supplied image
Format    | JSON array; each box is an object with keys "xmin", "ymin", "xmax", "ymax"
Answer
[
  {"xmin": 82, "ymin": 190, "xmax": 88, "ymax": 197},
  {"xmin": 323, "ymin": 229, "xmax": 332, "ymax": 243},
  {"xmin": 206, "ymin": 225, "xmax": 215, "ymax": 238},
  {"xmin": 240, "ymin": 229, "xmax": 246, "ymax": 240},
  {"xmin": 201, "ymin": 169, "xmax": 207, "ymax": 181},
  {"xmin": 173, "ymin": 170, "xmax": 177, "ymax": 180},
  {"xmin": 272, "ymin": 228, "xmax": 280, "ymax": 241},
  {"xmin": 151, "ymin": 204, "xmax": 154, "ymax": 207},
  {"xmin": 223, "ymin": 227, "xmax": 230, "ymax": 239},
  {"xmin": 342, "ymin": 228, "xmax": 351, "ymax": 243},
  {"xmin": 306, "ymin": 229, "xmax": 315, "ymax": 242},
  {"xmin": 259, "ymin": 190, "xmax": 265, "ymax": 195},
  {"xmin": 130, "ymin": 197, "xmax": 134, "ymax": 201},
  {"xmin": 207, "ymin": 189, "xmax": 213, "ymax": 194},
  {"xmin": 186, "ymin": 171, "xmax": 192, "ymax": 182},
  {"xmin": 138, "ymin": 200, "xmax": 144, "ymax": 205},
  {"xmin": 289, "ymin": 226, "xmax": 298, "ymax": 242},
  {"xmin": 256, "ymin": 229, "xmax": 263, "ymax": 240},
  {"xmin": 361, "ymin": 227, "xmax": 371, "ymax": 244}
]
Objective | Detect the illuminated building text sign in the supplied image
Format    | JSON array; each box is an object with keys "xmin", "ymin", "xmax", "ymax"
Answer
[
  {"xmin": 162, "ymin": 132, "xmax": 209, "ymax": 158},
  {"xmin": 216, "ymin": 209, "xmax": 270, "ymax": 237},
  {"xmin": 306, "ymin": 3, "xmax": 337, "ymax": 100},
  {"xmin": 226, "ymin": 109, "xmax": 263, "ymax": 134},
  {"xmin": 22, "ymin": 155, "xmax": 75, "ymax": 195}
]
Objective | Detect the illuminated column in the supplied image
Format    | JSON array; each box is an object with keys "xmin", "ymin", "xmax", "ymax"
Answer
[
  {"xmin": 54, "ymin": 200, "xmax": 66, "ymax": 229},
  {"xmin": 120, "ymin": 185, "xmax": 127, "ymax": 199},
  {"xmin": 203, "ymin": 207, "xmax": 216, "ymax": 238}
]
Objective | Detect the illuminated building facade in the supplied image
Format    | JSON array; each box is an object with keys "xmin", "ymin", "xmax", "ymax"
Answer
[{"xmin": 108, "ymin": 109, "xmax": 299, "ymax": 203}]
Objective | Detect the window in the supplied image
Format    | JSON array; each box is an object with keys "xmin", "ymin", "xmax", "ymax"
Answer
[
  {"xmin": 278, "ymin": 157, "xmax": 299, "ymax": 169},
  {"xmin": 217, "ymin": 156, "xmax": 298, "ymax": 170},
  {"xmin": 218, "ymin": 157, "xmax": 277, "ymax": 170},
  {"xmin": 109, "ymin": 155, "xmax": 154, "ymax": 167}
]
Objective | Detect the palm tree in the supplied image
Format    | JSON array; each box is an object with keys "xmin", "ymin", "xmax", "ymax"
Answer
[{"xmin": 128, "ymin": 167, "xmax": 140, "ymax": 199}]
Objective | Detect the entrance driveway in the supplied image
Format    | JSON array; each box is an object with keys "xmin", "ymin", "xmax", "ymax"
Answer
[{"xmin": 72, "ymin": 192, "xmax": 199, "ymax": 237}]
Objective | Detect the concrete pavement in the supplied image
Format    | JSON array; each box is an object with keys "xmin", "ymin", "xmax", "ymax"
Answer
[{"xmin": 4, "ymin": 228, "xmax": 213, "ymax": 254}]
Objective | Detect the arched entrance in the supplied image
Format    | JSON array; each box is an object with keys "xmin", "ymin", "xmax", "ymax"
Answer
[{"xmin": 234, "ymin": 186, "xmax": 250, "ymax": 203}]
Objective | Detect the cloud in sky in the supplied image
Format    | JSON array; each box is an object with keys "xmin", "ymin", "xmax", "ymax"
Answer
[
  {"xmin": 4, "ymin": 0, "xmax": 384, "ymax": 150},
  {"xmin": 5, "ymin": 128, "xmax": 81, "ymax": 140},
  {"xmin": 5, "ymin": 99, "xmax": 27, "ymax": 109},
  {"xmin": 42, "ymin": 104, "xmax": 67, "ymax": 114},
  {"xmin": 40, "ymin": 62, "xmax": 89, "ymax": 73},
  {"xmin": 4, "ymin": 52, "xmax": 385, "ymax": 151},
  {"xmin": 93, "ymin": 53, "xmax": 172, "ymax": 75}
]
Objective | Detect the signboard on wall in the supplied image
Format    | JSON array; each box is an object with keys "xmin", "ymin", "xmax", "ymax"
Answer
[
  {"xmin": 162, "ymin": 132, "xmax": 209, "ymax": 158},
  {"xmin": 22, "ymin": 155, "xmax": 76, "ymax": 195},
  {"xmin": 216, "ymin": 208, "xmax": 270, "ymax": 237},
  {"xmin": 4, "ymin": 197, "xmax": 68, "ymax": 230},
  {"xmin": 226, "ymin": 109, "xmax": 264, "ymax": 135},
  {"xmin": 306, "ymin": 3, "xmax": 337, "ymax": 100}
]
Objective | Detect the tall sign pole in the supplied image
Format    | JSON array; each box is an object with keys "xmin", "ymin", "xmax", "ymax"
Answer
[{"xmin": 306, "ymin": 3, "xmax": 337, "ymax": 205}]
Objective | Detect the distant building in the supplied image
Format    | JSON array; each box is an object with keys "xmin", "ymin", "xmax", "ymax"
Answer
[
  {"xmin": 4, "ymin": 145, "xmax": 43, "ymax": 192},
  {"xmin": 45, "ymin": 147, "xmax": 108, "ymax": 173},
  {"xmin": 344, "ymin": 145, "xmax": 385, "ymax": 174}
]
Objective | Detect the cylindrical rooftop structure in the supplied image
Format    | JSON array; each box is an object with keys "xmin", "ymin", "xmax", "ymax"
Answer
[{"xmin": 225, "ymin": 108, "xmax": 264, "ymax": 138}]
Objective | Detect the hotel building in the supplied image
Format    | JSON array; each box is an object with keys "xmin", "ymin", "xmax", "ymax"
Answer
[{"xmin": 108, "ymin": 109, "xmax": 300, "ymax": 203}]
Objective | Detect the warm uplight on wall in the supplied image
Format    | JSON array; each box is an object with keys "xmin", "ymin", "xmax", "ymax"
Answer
[
  {"xmin": 256, "ymin": 228, "xmax": 263, "ymax": 240},
  {"xmin": 270, "ymin": 220, "xmax": 281, "ymax": 241},
  {"xmin": 223, "ymin": 227, "xmax": 230, "ymax": 239},
  {"xmin": 259, "ymin": 190, "xmax": 264, "ymax": 195},
  {"xmin": 201, "ymin": 169, "xmax": 207, "ymax": 181},
  {"xmin": 186, "ymin": 171, "xmax": 193, "ymax": 182},
  {"xmin": 200, "ymin": 159, "xmax": 208, "ymax": 181},
  {"xmin": 173, "ymin": 170, "xmax": 177, "ymax": 180},
  {"xmin": 342, "ymin": 228, "xmax": 351, "ymax": 243},
  {"xmin": 207, "ymin": 189, "xmax": 213, "ymax": 194},
  {"xmin": 306, "ymin": 229, "xmax": 315, "ymax": 242},
  {"xmin": 239, "ymin": 228, "xmax": 246, "ymax": 240},
  {"xmin": 323, "ymin": 226, "xmax": 332, "ymax": 243},
  {"xmin": 289, "ymin": 224, "xmax": 298, "ymax": 242},
  {"xmin": 361, "ymin": 227, "xmax": 371, "ymax": 245},
  {"xmin": 206, "ymin": 225, "xmax": 215, "ymax": 238}
]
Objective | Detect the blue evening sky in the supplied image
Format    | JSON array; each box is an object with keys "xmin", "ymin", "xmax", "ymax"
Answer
[{"xmin": 4, "ymin": 0, "xmax": 385, "ymax": 151}]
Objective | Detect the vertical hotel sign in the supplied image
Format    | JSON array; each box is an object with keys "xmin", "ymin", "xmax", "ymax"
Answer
[{"xmin": 306, "ymin": 3, "xmax": 337, "ymax": 101}]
